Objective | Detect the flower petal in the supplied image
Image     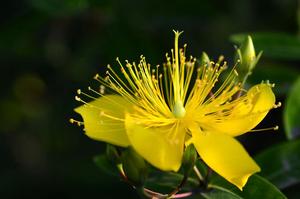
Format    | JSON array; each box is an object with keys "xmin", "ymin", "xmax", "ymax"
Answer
[
  {"xmin": 191, "ymin": 126, "xmax": 260, "ymax": 190},
  {"xmin": 202, "ymin": 83, "xmax": 275, "ymax": 136},
  {"xmin": 125, "ymin": 114, "xmax": 186, "ymax": 171},
  {"xmin": 75, "ymin": 95, "xmax": 131, "ymax": 147}
]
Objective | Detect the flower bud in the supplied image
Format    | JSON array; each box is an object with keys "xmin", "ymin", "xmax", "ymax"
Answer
[
  {"xmin": 181, "ymin": 144, "xmax": 198, "ymax": 175},
  {"xmin": 121, "ymin": 147, "xmax": 148, "ymax": 186},
  {"xmin": 235, "ymin": 35, "xmax": 262, "ymax": 79},
  {"xmin": 106, "ymin": 144, "xmax": 121, "ymax": 164},
  {"xmin": 200, "ymin": 52, "xmax": 210, "ymax": 67}
]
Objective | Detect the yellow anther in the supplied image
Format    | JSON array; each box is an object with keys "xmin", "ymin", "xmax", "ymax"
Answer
[
  {"xmin": 274, "ymin": 102, "xmax": 282, "ymax": 108},
  {"xmin": 75, "ymin": 96, "xmax": 81, "ymax": 101},
  {"xmin": 94, "ymin": 73, "xmax": 100, "ymax": 79},
  {"xmin": 69, "ymin": 118, "xmax": 83, "ymax": 126}
]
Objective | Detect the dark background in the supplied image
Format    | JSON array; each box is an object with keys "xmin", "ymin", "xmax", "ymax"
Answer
[{"xmin": 0, "ymin": 0, "xmax": 299, "ymax": 198}]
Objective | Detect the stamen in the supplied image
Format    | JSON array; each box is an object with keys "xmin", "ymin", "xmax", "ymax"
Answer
[
  {"xmin": 100, "ymin": 111, "xmax": 125, "ymax": 122},
  {"xmin": 69, "ymin": 118, "xmax": 83, "ymax": 126},
  {"xmin": 273, "ymin": 102, "xmax": 282, "ymax": 108},
  {"xmin": 77, "ymin": 89, "xmax": 97, "ymax": 100},
  {"xmin": 100, "ymin": 85, "xmax": 105, "ymax": 94},
  {"xmin": 250, "ymin": 125, "xmax": 279, "ymax": 132},
  {"xmin": 88, "ymin": 86, "xmax": 102, "ymax": 96},
  {"xmin": 234, "ymin": 69, "xmax": 239, "ymax": 76}
]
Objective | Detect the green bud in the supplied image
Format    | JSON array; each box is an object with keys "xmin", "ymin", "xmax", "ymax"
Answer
[
  {"xmin": 121, "ymin": 147, "xmax": 148, "ymax": 186},
  {"xmin": 200, "ymin": 52, "xmax": 210, "ymax": 67},
  {"xmin": 182, "ymin": 144, "xmax": 198, "ymax": 175},
  {"xmin": 106, "ymin": 144, "xmax": 121, "ymax": 164},
  {"xmin": 240, "ymin": 36, "xmax": 256, "ymax": 66},
  {"xmin": 235, "ymin": 35, "xmax": 262, "ymax": 79}
]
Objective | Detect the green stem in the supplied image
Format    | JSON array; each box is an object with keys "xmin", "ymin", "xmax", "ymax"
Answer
[{"xmin": 168, "ymin": 175, "xmax": 188, "ymax": 198}]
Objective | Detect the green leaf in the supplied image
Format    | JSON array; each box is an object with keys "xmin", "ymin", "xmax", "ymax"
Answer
[
  {"xmin": 121, "ymin": 147, "xmax": 148, "ymax": 186},
  {"xmin": 230, "ymin": 32, "xmax": 300, "ymax": 60},
  {"xmin": 284, "ymin": 77, "xmax": 300, "ymax": 140},
  {"xmin": 201, "ymin": 188, "xmax": 242, "ymax": 199},
  {"xmin": 208, "ymin": 174, "xmax": 287, "ymax": 199},
  {"xmin": 145, "ymin": 170, "xmax": 199, "ymax": 193},
  {"xmin": 93, "ymin": 154, "xmax": 119, "ymax": 177},
  {"xmin": 182, "ymin": 144, "xmax": 198, "ymax": 175},
  {"xmin": 144, "ymin": 159, "xmax": 206, "ymax": 195},
  {"xmin": 255, "ymin": 139, "xmax": 300, "ymax": 189}
]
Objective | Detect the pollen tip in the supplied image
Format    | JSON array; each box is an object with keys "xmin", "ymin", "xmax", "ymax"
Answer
[
  {"xmin": 94, "ymin": 73, "xmax": 99, "ymax": 79},
  {"xmin": 271, "ymin": 83, "xmax": 275, "ymax": 87},
  {"xmin": 70, "ymin": 118, "xmax": 83, "ymax": 126},
  {"xmin": 274, "ymin": 102, "xmax": 282, "ymax": 108},
  {"xmin": 218, "ymin": 55, "xmax": 224, "ymax": 62},
  {"xmin": 77, "ymin": 89, "xmax": 81, "ymax": 95},
  {"xmin": 274, "ymin": 126, "xmax": 279, "ymax": 131},
  {"xmin": 75, "ymin": 96, "xmax": 81, "ymax": 101}
]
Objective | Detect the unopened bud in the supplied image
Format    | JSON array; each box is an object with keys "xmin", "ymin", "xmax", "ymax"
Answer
[
  {"xmin": 106, "ymin": 144, "xmax": 121, "ymax": 164},
  {"xmin": 200, "ymin": 52, "xmax": 210, "ymax": 67},
  {"xmin": 240, "ymin": 36, "xmax": 256, "ymax": 65},
  {"xmin": 235, "ymin": 35, "xmax": 262, "ymax": 79},
  {"xmin": 121, "ymin": 147, "xmax": 148, "ymax": 186},
  {"xmin": 182, "ymin": 144, "xmax": 198, "ymax": 175}
]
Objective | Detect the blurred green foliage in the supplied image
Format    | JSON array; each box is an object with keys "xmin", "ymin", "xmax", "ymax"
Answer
[
  {"xmin": 255, "ymin": 139, "xmax": 300, "ymax": 190},
  {"xmin": 284, "ymin": 77, "xmax": 300, "ymax": 139},
  {"xmin": 1, "ymin": 0, "xmax": 300, "ymax": 198}
]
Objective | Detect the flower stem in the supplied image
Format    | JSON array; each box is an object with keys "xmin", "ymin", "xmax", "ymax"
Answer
[
  {"xmin": 143, "ymin": 188, "xmax": 167, "ymax": 199},
  {"xmin": 168, "ymin": 175, "xmax": 188, "ymax": 197},
  {"xmin": 172, "ymin": 192, "xmax": 193, "ymax": 198}
]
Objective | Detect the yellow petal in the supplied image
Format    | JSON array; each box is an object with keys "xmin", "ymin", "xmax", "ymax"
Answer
[
  {"xmin": 75, "ymin": 95, "xmax": 131, "ymax": 147},
  {"xmin": 190, "ymin": 126, "xmax": 260, "ymax": 190},
  {"xmin": 247, "ymin": 83, "xmax": 275, "ymax": 112},
  {"xmin": 203, "ymin": 83, "xmax": 275, "ymax": 136},
  {"xmin": 125, "ymin": 114, "xmax": 186, "ymax": 171}
]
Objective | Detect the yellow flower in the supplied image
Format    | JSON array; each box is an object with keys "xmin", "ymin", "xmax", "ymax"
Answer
[{"xmin": 72, "ymin": 31, "xmax": 279, "ymax": 190}]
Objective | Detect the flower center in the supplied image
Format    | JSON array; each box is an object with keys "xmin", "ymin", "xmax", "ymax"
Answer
[{"xmin": 173, "ymin": 100, "xmax": 186, "ymax": 118}]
